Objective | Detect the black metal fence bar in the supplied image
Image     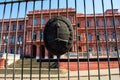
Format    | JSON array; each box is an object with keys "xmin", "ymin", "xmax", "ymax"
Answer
[
  {"xmin": 92, "ymin": 0, "xmax": 101, "ymax": 80},
  {"xmin": 110, "ymin": 0, "xmax": 120, "ymax": 74},
  {"xmin": 5, "ymin": 1, "xmax": 13, "ymax": 80},
  {"xmin": 83, "ymin": 0, "xmax": 90, "ymax": 80},
  {"xmin": 101, "ymin": 0, "xmax": 111, "ymax": 80},
  {"xmin": 13, "ymin": 2, "xmax": 21, "ymax": 80},
  {"xmin": 21, "ymin": 1, "xmax": 28, "ymax": 80}
]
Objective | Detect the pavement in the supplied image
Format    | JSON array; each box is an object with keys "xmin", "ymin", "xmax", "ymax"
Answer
[{"xmin": 0, "ymin": 68, "xmax": 119, "ymax": 80}]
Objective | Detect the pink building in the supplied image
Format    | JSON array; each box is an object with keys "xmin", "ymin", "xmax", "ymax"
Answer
[{"xmin": 0, "ymin": 8, "xmax": 120, "ymax": 59}]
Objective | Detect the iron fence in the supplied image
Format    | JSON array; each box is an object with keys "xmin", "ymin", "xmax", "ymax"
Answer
[{"xmin": 0, "ymin": 0, "xmax": 120, "ymax": 80}]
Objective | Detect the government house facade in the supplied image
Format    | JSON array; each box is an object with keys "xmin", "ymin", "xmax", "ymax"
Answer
[{"xmin": 0, "ymin": 8, "xmax": 120, "ymax": 59}]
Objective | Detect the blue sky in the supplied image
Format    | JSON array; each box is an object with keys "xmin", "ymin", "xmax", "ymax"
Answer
[{"xmin": 0, "ymin": 0, "xmax": 120, "ymax": 19}]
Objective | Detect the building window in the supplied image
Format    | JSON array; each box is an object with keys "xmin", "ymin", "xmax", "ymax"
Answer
[
  {"xmin": 97, "ymin": 33, "xmax": 100, "ymax": 40},
  {"xmin": 10, "ymin": 48, "xmax": 14, "ymax": 54},
  {"xmin": 112, "ymin": 32, "xmax": 116, "ymax": 40},
  {"xmin": 41, "ymin": 18, "xmax": 44, "ymax": 25},
  {"xmin": 112, "ymin": 46, "xmax": 117, "ymax": 51},
  {"xmin": 40, "ymin": 32, "xmax": 44, "ymax": 40},
  {"xmin": 78, "ymin": 35, "xmax": 81, "ymax": 41},
  {"xmin": 87, "ymin": 21, "xmax": 91, "ymax": 27},
  {"xmin": 12, "ymin": 25, "xmax": 16, "ymax": 31},
  {"xmin": 33, "ymin": 18, "xmax": 37, "ymax": 25},
  {"xmin": 98, "ymin": 46, "xmax": 101, "ymax": 52},
  {"xmin": 5, "ymin": 48, "xmax": 7, "ymax": 53},
  {"xmin": 11, "ymin": 36, "xmax": 15, "ymax": 44},
  {"xmin": 111, "ymin": 20, "xmax": 115, "ymax": 26},
  {"xmin": 118, "ymin": 19, "xmax": 120, "ymax": 25},
  {"xmin": 96, "ymin": 21, "xmax": 99, "ymax": 27},
  {"xmin": 104, "ymin": 32, "xmax": 108, "ymax": 41},
  {"xmin": 0, "ymin": 26, "xmax": 2, "ymax": 31},
  {"xmin": 67, "ymin": 16, "xmax": 71, "ymax": 22},
  {"xmin": 88, "ymin": 47, "xmax": 92, "ymax": 52},
  {"xmin": 106, "ymin": 47, "xmax": 109, "ymax": 52},
  {"xmin": 87, "ymin": 34, "xmax": 92, "ymax": 40},
  {"xmin": 33, "ymin": 32, "xmax": 36, "ymax": 40},
  {"xmin": 103, "ymin": 21, "xmax": 106, "ymax": 26},
  {"xmin": 3, "ymin": 36, "xmax": 8, "ymax": 43},
  {"xmin": 18, "ymin": 47, "xmax": 22, "ymax": 54},
  {"xmin": 19, "ymin": 25, "xmax": 23, "ymax": 30},
  {"xmin": 18, "ymin": 36, "xmax": 22, "ymax": 42},
  {"xmin": 6, "ymin": 26, "xmax": 9, "ymax": 31}
]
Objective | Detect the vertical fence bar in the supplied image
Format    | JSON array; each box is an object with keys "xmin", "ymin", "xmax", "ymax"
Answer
[
  {"xmin": 92, "ymin": 0, "xmax": 101, "ymax": 80},
  {"xmin": 75, "ymin": 0, "xmax": 80, "ymax": 80},
  {"xmin": 83, "ymin": 0, "xmax": 90, "ymax": 80},
  {"xmin": 101, "ymin": 0, "xmax": 111, "ymax": 80},
  {"xmin": 48, "ymin": 0, "xmax": 51, "ymax": 80},
  {"xmin": 57, "ymin": 0, "xmax": 60, "ymax": 80},
  {"xmin": 21, "ymin": 1, "xmax": 28, "ymax": 80},
  {"xmin": 12, "ymin": 2, "xmax": 20, "ymax": 80},
  {"xmin": 0, "ymin": 0, "xmax": 6, "ymax": 51},
  {"xmin": 57, "ymin": 0, "xmax": 60, "ymax": 16},
  {"xmin": 30, "ymin": 1, "xmax": 36, "ymax": 80},
  {"xmin": 110, "ymin": 0, "xmax": 120, "ymax": 74},
  {"xmin": 66, "ymin": 0, "xmax": 70, "ymax": 80},
  {"xmin": 4, "ymin": 0, "xmax": 13, "ymax": 80},
  {"xmin": 39, "ymin": 0, "xmax": 43, "ymax": 80}
]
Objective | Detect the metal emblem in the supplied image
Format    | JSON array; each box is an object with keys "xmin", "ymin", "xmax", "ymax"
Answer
[{"xmin": 44, "ymin": 16, "xmax": 73, "ymax": 56}]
